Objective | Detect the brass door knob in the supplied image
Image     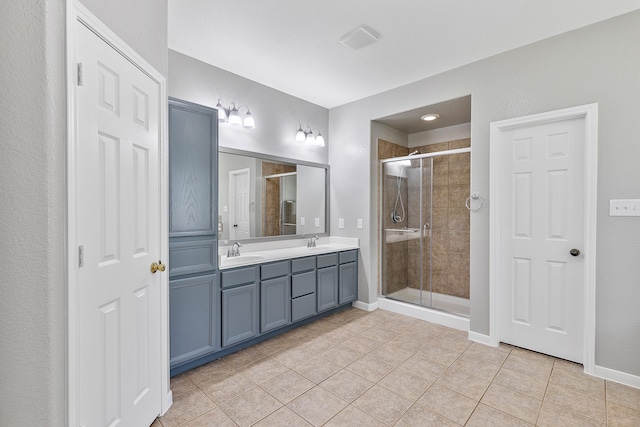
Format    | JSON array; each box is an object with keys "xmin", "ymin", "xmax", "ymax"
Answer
[{"xmin": 150, "ymin": 260, "xmax": 167, "ymax": 273}]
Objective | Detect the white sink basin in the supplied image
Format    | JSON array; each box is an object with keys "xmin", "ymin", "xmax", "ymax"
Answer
[
  {"xmin": 220, "ymin": 254, "xmax": 270, "ymax": 267},
  {"xmin": 306, "ymin": 244, "xmax": 344, "ymax": 252}
]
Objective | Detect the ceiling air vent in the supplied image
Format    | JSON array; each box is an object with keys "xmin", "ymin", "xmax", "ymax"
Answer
[{"xmin": 339, "ymin": 26, "xmax": 380, "ymax": 50}]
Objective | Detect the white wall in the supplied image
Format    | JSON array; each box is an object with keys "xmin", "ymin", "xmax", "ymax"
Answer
[
  {"xmin": 169, "ymin": 50, "xmax": 329, "ymax": 166},
  {"xmin": 297, "ymin": 165, "xmax": 327, "ymax": 236},
  {"xmin": 330, "ymin": 10, "xmax": 640, "ymax": 377},
  {"xmin": 409, "ymin": 123, "xmax": 471, "ymax": 147}
]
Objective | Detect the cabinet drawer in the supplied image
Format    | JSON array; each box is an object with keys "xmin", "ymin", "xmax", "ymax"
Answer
[
  {"xmin": 339, "ymin": 250, "xmax": 357, "ymax": 264},
  {"xmin": 292, "ymin": 293, "xmax": 316, "ymax": 322},
  {"xmin": 261, "ymin": 261, "xmax": 289, "ymax": 280},
  {"xmin": 221, "ymin": 266, "xmax": 257, "ymax": 288},
  {"xmin": 292, "ymin": 271, "xmax": 315, "ymax": 298},
  {"xmin": 291, "ymin": 256, "xmax": 316, "ymax": 273},
  {"xmin": 317, "ymin": 253, "xmax": 338, "ymax": 268}
]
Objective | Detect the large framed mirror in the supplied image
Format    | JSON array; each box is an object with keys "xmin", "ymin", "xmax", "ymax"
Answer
[{"xmin": 218, "ymin": 147, "xmax": 329, "ymax": 243}]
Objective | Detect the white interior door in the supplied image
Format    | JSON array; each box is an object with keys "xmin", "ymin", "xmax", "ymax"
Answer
[
  {"xmin": 498, "ymin": 116, "xmax": 585, "ymax": 363},
  {"xmin": 229, "ymin": 168, "xmax": 251, "ymax": 239},
  {"xmin": 75, "ymin": 21, "xmax": 162, "ymax": 426}
]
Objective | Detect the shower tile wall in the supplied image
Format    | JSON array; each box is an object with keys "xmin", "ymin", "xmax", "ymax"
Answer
[
  {"xmin": 378, "ymin": 140, "xmax": 410, "ymax": 295},
  {"xmin": 379, "ymin": 138, "xmax": 470, "ymax": 300},
  {"xmin": 262, "ymin": 162, "xmax": 296, "ymax": 237}
]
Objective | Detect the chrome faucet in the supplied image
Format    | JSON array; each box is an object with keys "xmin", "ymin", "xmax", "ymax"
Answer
[
  {"xmin": 307, "ymin": 235, "xmax": 319, "ymax": 248},
  {"xmin": 227, "ymin": 241, "xmax": 241, "ymax": 257}
]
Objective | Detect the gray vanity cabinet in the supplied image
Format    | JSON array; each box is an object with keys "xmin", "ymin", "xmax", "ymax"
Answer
[
  {"xmin": 339, "ymin": 250, "xmax": 358, "ymax": 304},
  {"xmin": 291, "ymin": 256, "xmax": 317, "ymax": 321},
  {"xmin": 221, "ymin": 266, "xmax": 259, "ymax": 347},
  {"xmin": 317, "ymin": 253, "xmax": 339, "ymax": 312},
  {"xmin": 260, "ymin": 261, "xmax": 291, "ymax": 333},
  {"xmin": 168, "ymin": 98, "xmax": 219, "ymax": 368}
]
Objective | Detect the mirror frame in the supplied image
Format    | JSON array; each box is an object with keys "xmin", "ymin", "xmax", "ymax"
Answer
[{"xmin": 219, "ymin": 147, "xmax": 330, "ymax": 244}]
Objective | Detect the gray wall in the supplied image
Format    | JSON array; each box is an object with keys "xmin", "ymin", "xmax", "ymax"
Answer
[
  {"xmin": 0, "ymin": 0, "xmax": 168, "ymax": 424},
  {"xmin": 169, "ymin": 50, "xmax": 329, "ymax": 165},
  {"xmin": 330, "ymin": 10, "xmax": 640, "ymax": 376}
]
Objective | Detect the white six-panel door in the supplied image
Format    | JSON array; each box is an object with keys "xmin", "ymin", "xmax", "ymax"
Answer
[
  {"xmin": 75, "ymin": 20, "xmax": 162, "ymax": 426},
  {"xmin": 499, "ymin": 116, "xmax": 585, "ymax": 363},
  {"xmin": 229, "ymin": 168, "xmax": 251, "ymax": 239}
]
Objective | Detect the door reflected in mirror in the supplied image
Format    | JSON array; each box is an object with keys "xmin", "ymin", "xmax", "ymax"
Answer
[{"xmin": 219, "ymin": 150, "xmax": 327, "ymax": 242}]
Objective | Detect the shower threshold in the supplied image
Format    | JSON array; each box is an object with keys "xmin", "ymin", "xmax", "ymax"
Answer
[{"xmin": 385, "ymin": 287, "xmax": 470, "ymax": 317}]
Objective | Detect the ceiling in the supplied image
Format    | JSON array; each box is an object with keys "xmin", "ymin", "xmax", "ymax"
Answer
[{"xmin": 168, "ymin": 1, "xmax": 640, "ymax": 109}]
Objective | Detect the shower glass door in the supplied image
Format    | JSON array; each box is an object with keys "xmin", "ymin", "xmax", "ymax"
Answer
[{"xmin": 381, "ymin": 156, "xmax": 432, "ymax": 306}]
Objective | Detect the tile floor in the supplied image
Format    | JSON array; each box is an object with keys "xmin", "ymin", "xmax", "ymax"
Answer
[{"xmin": 154, "ymin": 308, "xmax": 640, "ymax": 427}]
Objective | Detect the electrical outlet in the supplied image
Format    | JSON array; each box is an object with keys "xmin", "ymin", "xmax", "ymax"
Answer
[
  {"xmin": 357, "ymin": 218, "xmax": 363, "ymax": 229},
  {"xmin": 223, "ymin": 205, "xmax": 228, "ymax": 212},
  {"xmin": 609, "ymin": 199, "xmax": 640, "ymax": 216},
  {"xmin": 300, "ymin": 217, "xmax": 305, "ymax": 226},
  {"xmin": 314, "ymin": 218, "xmax": 320, "ymax": 227},
  {"xmin": 338, "ymin": 218, "xmax": 345, "ymax": 229}
]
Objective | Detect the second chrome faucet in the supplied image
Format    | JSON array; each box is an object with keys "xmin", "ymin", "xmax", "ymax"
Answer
[{"xmin": 307, "ymin": 235, "xmax": 319, "ymax": 248}]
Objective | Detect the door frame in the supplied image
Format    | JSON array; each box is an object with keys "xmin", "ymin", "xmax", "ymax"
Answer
[
  {"xmin": 65, "ymin": 1, "xmax": 171, "ymax": 425},
  {"xmin": 489, "ymin": 103, "xmax": 598, "ymax": 374}
]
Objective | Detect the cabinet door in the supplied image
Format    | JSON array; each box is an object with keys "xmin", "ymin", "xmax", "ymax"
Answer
[
  {"xmin": 339, "ymin": 262, "xmax": 358, "ymax": 304},
  {"xmin": 317, "ymin": 266, "xmax": 338, "ymax": 312},
  {"xmin": 222, "ymin": 283, "xmax": 259, "ymax": 347},
  {"xmin": 261, "ymin": 276, "xmax": 291, "ymax": 333},
  {"xmin": 170, "ymin": 274, "xmax": 219, "ymax": 366}
]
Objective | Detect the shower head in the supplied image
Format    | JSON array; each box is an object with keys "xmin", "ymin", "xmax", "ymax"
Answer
[{"xmin": 408, "ymin": 150, "xmax": 419, "ymax": 156}]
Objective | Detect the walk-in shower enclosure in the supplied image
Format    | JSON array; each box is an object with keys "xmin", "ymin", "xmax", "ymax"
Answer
[{"xmin": 380, "ymin": 147, "xmax": 471, "ymax": 316}]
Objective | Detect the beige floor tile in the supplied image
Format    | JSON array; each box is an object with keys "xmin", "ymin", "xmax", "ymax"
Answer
[
  {"xmin": 259, "ymin": 369, "xmax": 315, "ymax": 404},
  {"xmin": 607, "ymin": 401, "xmax": 640, "ymax": 426},
  {"xmin": 435, "ymin": 366, "xmax": 491, "ymax": 400},
  {"xmin": 298, "ymin": 335, "xmax": 335, "ymax": 354},
  {"xmin": 510, "ymin": 347, "xmax": 555, "ymax": 368},
  {"xmin": 220, "ymin": 347, "xmax": 267, "ymax": 370},
  {"xmin": 358, "ymin": 325, "xmax": 399, "ymax": 343},
  {"xmin": 324, "ymin": 405, "xmax": 387, "ymax": 427},
  {"xmin": 502, "ymin": 354, "xmax": 553, "ymax": 383},
  {"xmin": 242, "ymin": 357, "xmax": 288, "ymax": 384},
  {"xmin": 553, "ymin": 358, "xmax": 585, "ymax": 375},
  {"xmin": 158, "ymin": 389, "xmax": 216, "ymax": 427},
  {"xmin": 493, "ymin": 367, "xmax": 548, "ymax": 400},
  {"xmin": 272, "ymin": 345, "xmax": 313, "ymax": 368},
  {"xmin": 417, "ymin": 344, "xmax": 462, "ymax": 366},
  {"xmin": 252, "ymin": 406, "xmax": 312, "ymax": 427},
  {"xmin": 431, "ymin": 329, "xmax": 472, "ymax": 353},
  {"xmin": 449, "ymin": 353, "xmax": 502, "ymax": 382},
  {"xmin": 293, "ymin": 356, "xmax": 342, "ymax": 383},
  {"xmin": 186, "ymin": 359, "xmax": 235, "ymax": 387},
  {"xmin": 537, "ymin": 400, "xmax": 604, "ymax": 427},
  {"xmin": 181, "ymin": 407, "xmax": 238, "ymax": 427},
  {"xmin": 387, "ymin": 332, "xmax": 430, "ymax": 352},
  {"xmin": 249, "ymin": 335, "xmax": 293, "ymax": 357},
  {"xmin": 320, "ymin": 343, "xmax": 365, "ymax": 367},
  {"xmin": 544, "ymin": 382, "xmax": 605, "ymax": 424},
  {"xmin": 606, "ymin": 380, "xmax": 640, "ymax": 410},
  {"xmin": 322, "ymin": 326, "xmax": 356, "ymax": 344},
  {"xmin": 394, "ymin": 404, "xmax": 459, "ymax": 427},
  {"xmin": 150, "ymin": 419, "xmax": 162, "ymax": 427},
  {"xmin": 370, "ymin": 345, "xmax": 414, "ymax": 368},
  {"xmin": 397, "ymin": 354, "xmax": 447, "ymax": 382},
  {"xmin": 342, "ymin": 334, "xmax": 382, "ymax": 353},
  {"xmin": 287, "ymin": 386, "xmax": 349, "ymax": 426},
  {"xmin": 378, "ymin": 366, "xmax": 433, "ymax": 400},
  {"xmin": 415, "ymin": 383, "xmax": 477, "ymax": 425},
  {"xmin": 218, "ymin": 387, "xmax": 282, "ymax": 427},
  {"xmin": 169, "ymin": 372, "xmax": 197, "ymax": 396},
  {"xmin": 466, "ymin": 403, "xmax": 533, "ymax": 427},
  {"xmin": 480, "ymin": 383, "xmax": 541, "ymax": 424},
  {"xmin": 200, "ymin": 372, "xmax": 256, "ymax": 404},
  {"xmin": 549, "ymin": 365, "xmax": 605, "ymax": 400},
  {"xmin": 345, "ymin": 352, "xmax": 395, "ymax": 382},
  {"xmin": 320, "ymin": 369, "xmax": 374, "ymax": 402},
  {"xmin": 352, "ymin": 384, "xmax": 414, "ymax": 425},
  {"xmin": 463, "ymin": 342, "xmax": 510, "ymax": 364}
]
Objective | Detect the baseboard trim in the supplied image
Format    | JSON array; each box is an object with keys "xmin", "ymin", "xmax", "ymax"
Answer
[
  {"xmin": 377, "ymin": 297, "xmax": 469, "ymax": 331},
  {"xmin": 594, "ymin": 365, "xmax": 640, "ymax": 390},
  {"xmin": 468, "ymin": 331, "xmax": 499, "ymax": 347},
  {"xmin": 161, "ymin": 390, "xmax": 173, "ymax": 416},
  {"xmin": 352, "ymin": 300, "xmax": 378, "ymax": 312}
]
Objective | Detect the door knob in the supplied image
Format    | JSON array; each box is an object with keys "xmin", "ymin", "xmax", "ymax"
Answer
[
  {"xmin": 150, "ymin": 260, "xmax": 167, "ymax": 273},
  {"xmin": 569, "ymin": 249, "xmax": 581, "ymax": 257}
]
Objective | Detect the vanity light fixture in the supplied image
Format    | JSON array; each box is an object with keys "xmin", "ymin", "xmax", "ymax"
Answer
[
  {"xmin": 420, "ymin": 113, "xmax": 440, "ymax": 121},
  {"xmin": 295, "ymin": 125, "xmax": 325, "ymax": 147},
  {"xmin": 216, "ymin": 99, "xmax": 256, "ymax": 129}
]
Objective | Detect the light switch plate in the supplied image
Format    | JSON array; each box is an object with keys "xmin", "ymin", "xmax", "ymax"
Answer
[
  {"xmin": 338, "ymin": 218, "xmax": 345, "ymax": 229},
  {"xmin": 300, "ymin": 217, "xmax": 305, "ymax": 226},
  {"xmin": 314, "ymin": 218, "xmax": 320, "ymax": 227},
  {"xmin": 609, "ymin": 199, "xmax": 640, "ymax": 217},
  {"xmin": 357, "ymin": 219, "xmax": 363, "ymax": 229}
]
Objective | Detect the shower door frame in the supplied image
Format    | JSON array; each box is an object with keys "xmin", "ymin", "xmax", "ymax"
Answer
[{"xmin": 379, "ymin": 147, "xmax": 472, "ymax": 311}]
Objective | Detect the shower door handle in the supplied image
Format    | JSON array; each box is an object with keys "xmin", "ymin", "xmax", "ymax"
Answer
[{"xmin": 423, "ymin": 223, "xmax": 431, "ymax": 238}]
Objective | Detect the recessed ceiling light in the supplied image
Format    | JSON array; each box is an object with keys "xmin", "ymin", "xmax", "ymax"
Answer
[{"xmin": 421, "ymin": 114, "xmax": 440, "ymax": 121}]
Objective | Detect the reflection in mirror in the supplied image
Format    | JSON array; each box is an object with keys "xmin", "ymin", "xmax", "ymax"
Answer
[{"xmin": 218, "ymin": 150, "xmax": 327, "ymax": 242}]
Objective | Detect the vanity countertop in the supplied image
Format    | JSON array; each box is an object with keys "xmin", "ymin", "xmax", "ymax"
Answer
[{"xmin": 219, "ymin": 236, "xmax": 359, "ymax": 269}]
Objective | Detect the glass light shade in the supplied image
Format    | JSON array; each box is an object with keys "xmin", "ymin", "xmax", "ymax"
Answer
[
  {"xmin": 217, "ymin": 104, "xmax": 228, "ymax": 123},
  {"xmin": 243, "ymin": 111, "xmax": 255, "ymax": 129},
  {"xmin": 228, "ymin": 108, "xmax": 241, "ymax": 126},
  {"xmin": 305, "ymin": 132, "xmax": 316, "ymax": 144},
  {"xmin": 296, "ymin": 128, "xmax": 306, "ymax": 142},
  {"xmin": 315, "ymin": 133, "xmax": 325, "ymax": 147}
]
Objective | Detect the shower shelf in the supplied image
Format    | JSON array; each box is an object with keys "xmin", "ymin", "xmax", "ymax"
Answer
[{"xmin": 384, "ymin": 228, "xmax": 421, "ymax": 243}]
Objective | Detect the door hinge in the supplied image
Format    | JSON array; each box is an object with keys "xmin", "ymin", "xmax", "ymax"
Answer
[
  {"xmin": 78, "ymin": 245, "xmax": 84, "ymax": 268},
  {"xmin": 77, "ymin": 63, "xmax": 84, "ymax": 86}
]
